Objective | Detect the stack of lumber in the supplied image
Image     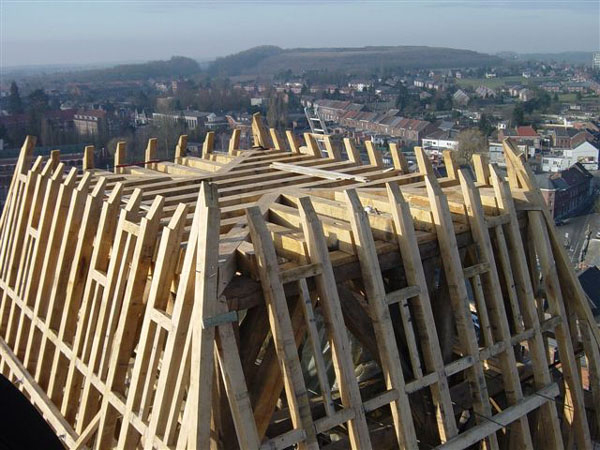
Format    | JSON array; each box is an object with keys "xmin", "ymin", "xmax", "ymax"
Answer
[{"xmin": 0, "ymin": 113, "xmax": 599, "ymax": 449}]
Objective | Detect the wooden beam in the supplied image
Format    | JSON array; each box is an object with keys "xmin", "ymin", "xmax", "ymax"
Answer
[
  {"xmin": 424, "ymin": 174, "xmax": 499, "ymax": 450},
  {"xmin": 174, "ymin": 134, "xmax": 188, "ymax": 164},
  {"xmin": 270, "ymin": 128, "xmax": 286, "ymax": 151},
  {"xmin": 303, "ymin": 133, "xmax": 322, "ymax": 158},
  {"xmin": 252, "ymin": 113, "xmax": 270, "ymax": 149},
  {"xmin": 386, "ymin": 182, "xmax": 458, "ymax": 443},
  {"xmin": 472, "ymin": 153, "xmax": 489, "ymax": 185},
  {"xmin": 439, "ymin": 384, "xmax": 559, "ymax": 450},
  {"xmin": 144, "ymin": 138, "xmax": 158, "ymax": 162},
  {"xmin": 114, "ymin": 141, "xmax": 126, "ymax": 173},
  {"xmin": 286, "ymin": 131, "xmax": 301, "ymax": 154},
  {"xmin": 298, "ymin": 196, "xmax": 372, "ymax": 449},
  {"xmin": 83, "ymin": 145, "xmax": 95, "ymax": 170},
  {"xmin": 343, "ymin": 138, "xmax": 362, "ymax": 164},
  {"xmin": 229, "ymin": 129, "xmax": 241, "ymax": 155},
  {"xmin": 202, "ymin": 131, "xmax": 215, "ymax": 157},
  {"xmin": 246, "ymin": 206, "xmax": 319, "ymax": 449},
  {"xmin": 415, "ymin": 146, "xmax": 433, "ymax": 175},
  {"xmin": 323, "ymin": 135, "xmax": 341, "ymax": 160},
  {"xmin": 443, "ymin": 150, "xmax": 458, "ymax": 180},
  {"xmin": 458, "ymin": 169, "xmax": 534, "ymax": 449},
  {"xmin": 389, "ymin": 143, "xmax": 409, "ymax": 173},
  {"xmin": 344, "ymin": 188, "xmax": 418, "ymax": 449},
  {"xmin": 365, "ymin": 140, "xmax": 384, "ymax": 167}
]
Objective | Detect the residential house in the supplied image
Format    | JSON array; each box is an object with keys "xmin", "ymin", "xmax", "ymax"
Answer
[
  {"xmin": 565, "ymin": 82, "xmax": 589, "ymax": 93},
  {"xmin": 422, "ymin": 128, "xmax": 459, "ymax": 152},
  {"xmin": 152, "ymin": 110, "xmax": 211, "ymax": 130},
  {"xmin": 488, "ymin": 142, "xmax": 506, "ymax": 167},
  {"xmin": 541, "ymin": 82, "xmax": 561, "ymax": 93},
  {"xmin": 205, "ymin": 113, "xmax": 228, "ymax": 130},
  {"xmin": 74, "ymin": 110, "xmax": 108, "ymax": 137},
  {"xmin": 578, "ymin": 266, "xmax": 600, "ymax": 318},
  {"xmin": 563, "ymin": 141, "xmax": 600, "ymax": 171},
  {"xmin": 41, "ymin": 109, "xmax": 76, "ymax": 142},
  {"xmin": 536, "ymin": 163, "xmax": 594, "ymax": 219},
  {"xmin": 507, "ymin": 85, "xmax": 523, "ymax": 97},
  {"xmin": 519, "ymin": 88, "xmax": 535, "ymax": 102},
  {"xmin": 499, "ymin": 126, "xmax": 541, "ymax": 148},
  {"xmin": 453, "ymin": 89, "xmax": 470, "ymax": 106},
  {"xmin": 475, "ymin": 86, "xmax": 496, "ymax": 98}
]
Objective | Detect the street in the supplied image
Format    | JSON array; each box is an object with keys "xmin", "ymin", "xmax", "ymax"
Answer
[{"xmin": 557, "ymin": 211, "xmax": 600, "ymax": 268}]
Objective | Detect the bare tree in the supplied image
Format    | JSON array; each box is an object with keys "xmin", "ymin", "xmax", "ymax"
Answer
[{"xmin": 456, "ymin": 128, "xmax": 487, "ymax": 165}]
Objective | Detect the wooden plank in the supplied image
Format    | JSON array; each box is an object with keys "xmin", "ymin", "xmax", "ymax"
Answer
[
  {"xmin": 23, "ymin": 169, "xmax": 81, "ymax": 373},
  {"xmin": 116, "ymin": 205, "xmax": 187, "ymax": 450},
  {"xmin": 438, "ymin": 384, "xmax": 559, "ymax": 450},
  {"xmin": 46, "ymin": 180, "xmax": 112, "ymax": 408},
  {"xmin": 58, "ymin": 183, "xmax": 125, "ymax": 423},
  {"xmin": 145, "ymin": 185, "xmax": 207, "ymax": 445},
  {"xmin": 178, "ymin": 182, "xmax": 221, "ymax": 449},
  {"xmin": 297, "ymin": 278, "xmax": 335, "ymax": 417},
  {"xmin": 145, "ymin": 138, "xmax": 158, "ymax": 162}
]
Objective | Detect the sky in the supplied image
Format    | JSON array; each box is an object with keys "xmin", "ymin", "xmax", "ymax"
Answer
[{"xmin": 1, "ymin": 0, "xmax": 599, "ymax": 67}]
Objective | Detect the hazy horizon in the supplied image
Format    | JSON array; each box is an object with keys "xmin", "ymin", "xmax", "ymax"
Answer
[{"xmin": 1, "ymin": 1, "xmax": 599, "ymax": 68}]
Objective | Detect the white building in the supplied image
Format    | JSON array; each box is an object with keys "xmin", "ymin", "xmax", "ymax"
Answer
[
  {"xmin": 542, "ymin": 141, "xmax": 599, "ymax": 172},
  {"xmin": 594, "ymin": 52, "xmax": 600, "ymax": 70},
  {"xmin": 152, "ymin": 110, "xmax": 211, "ymax": 130},
  {"xmin": 488, "ymin": 142, "xmax": 506, "ymax": 167},
  {"xmin": 422, "ymin": 129, "xmax": 459, "ymax": 152}
]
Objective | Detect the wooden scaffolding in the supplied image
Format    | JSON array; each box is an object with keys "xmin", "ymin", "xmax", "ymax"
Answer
[{"xmin": 0, "ymin": 113, "xmax": 599, "ymax": 449}]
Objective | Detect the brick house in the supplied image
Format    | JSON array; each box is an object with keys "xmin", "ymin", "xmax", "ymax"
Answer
[{"xmin": 536, "ymin": 163, "xmax": 593, "ymax": 219}]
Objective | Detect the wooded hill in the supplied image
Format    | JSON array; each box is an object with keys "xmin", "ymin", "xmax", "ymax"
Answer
[{"xmin": 208, "ymin": 45, "xmax": 503, "ymax": 76}]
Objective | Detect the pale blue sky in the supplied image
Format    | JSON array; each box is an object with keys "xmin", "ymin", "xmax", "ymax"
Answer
[{"xmin": 1, "ymin": 1, "xmax": 599, "ymax": 67}]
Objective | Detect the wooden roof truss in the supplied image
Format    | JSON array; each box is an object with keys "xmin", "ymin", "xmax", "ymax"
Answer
[{"xmin": 0, "ymin": 113, "xmax": 599, "ymax": 449}]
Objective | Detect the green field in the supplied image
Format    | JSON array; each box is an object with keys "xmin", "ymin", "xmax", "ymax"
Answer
[
  {"xmin": 558, "ymin": 93, "xmax": 578, "ymax": 102},
  {"xmin": 455, "ymin": 75, "xmax": 531, "ymax": 90}
]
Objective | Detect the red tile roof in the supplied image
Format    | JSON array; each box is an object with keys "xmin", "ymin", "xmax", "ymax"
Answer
[{"xmin": 516, "ymin": 126, "xmax": 538, "ymax": 137}]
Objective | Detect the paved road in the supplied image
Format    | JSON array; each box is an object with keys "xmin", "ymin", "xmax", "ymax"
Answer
[{"xmin": 557, "ymin": 212, "xmax": 600, "ymax": 267}]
